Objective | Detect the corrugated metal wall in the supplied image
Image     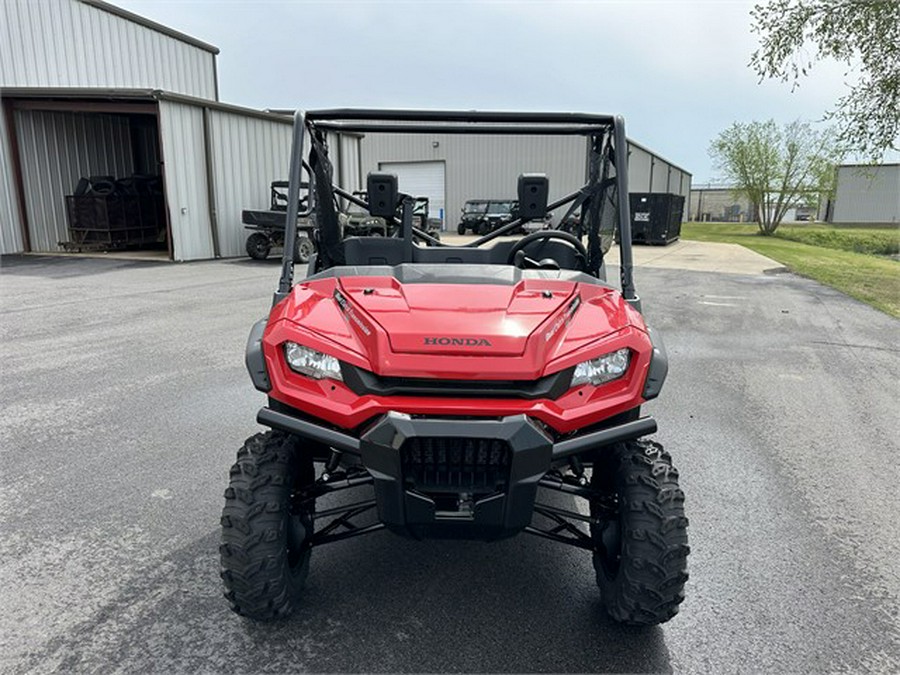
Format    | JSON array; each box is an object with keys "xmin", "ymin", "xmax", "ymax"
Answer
[
  {"xmin": 6, "ymin": 101, "xmax": 346, "ymax": 262},
  {"xmin": 832, "ymin": 165, "xmax": 900, "ymax": 224},
  {"xmin": 650, "ymin": 159, "xmax": 669, "ymax": 193},
  {"xmin": 628, "ymin": 145, "xmax": 653, "ymax": 193},
  {"xmin": 360, "ymin": 134, "xmax": 691, "ymax": 229},
  {"xmin": 157, "ymin": 100, "xmax": 212, "ymax": 261},
  {"xmin": 163, "ymin": 103, "xmax": 341, "ymax": 261},
  {"xmin": 13, "ymin": 108, "xmax": 134, "ymax": 251},
  {"xmin": 623, "ymin": 146, "xmax": 691, "ymax": 219},
  {"xmin": 0, "ymin": 0, "xmax": 216, "ymax": 98},
  {"xmin": 361, "ymin": 134, "xmax": 586, "ymax": 230},
  {"xmin": 0, "ymin": 106, "xmax": 25, "ymax": 254},
  {"xmin": 336, "ymin": 133, "xmax": 362, "ymax": 195},
  {"xmin": 669, "ymin": 169, "xmax": 686, "ymax": 199},
  {"xmin": 207, "ymin": 110, "xmax": 292, "ymax": 258}
]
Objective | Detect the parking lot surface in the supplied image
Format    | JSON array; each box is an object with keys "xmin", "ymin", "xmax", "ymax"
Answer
[{"xmin": 1, "ymin": 253, "xmax": 898, "ymax": 673}]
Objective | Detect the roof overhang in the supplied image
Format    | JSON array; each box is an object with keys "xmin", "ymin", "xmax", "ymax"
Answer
[{"xmin": 0, "ymin": 88, "xmax": 292, "ymax": 125}]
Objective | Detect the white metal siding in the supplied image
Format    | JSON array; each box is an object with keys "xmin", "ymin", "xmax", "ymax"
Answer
[
  {"xmin": 337, "ymin": 134, "xmax": 362, "ymax": 195},
  {"xmin": 12, "ymin": 108, "xmax": 134, "ymax": 251},
  {"xmin": 361, "ymin": 134, "xmax": 586, "ymax": 230},
  {"xmin": 207, "ymin": 109, "xmax": 292, "ymax": 258},
  {"xmin": 379, "ymin": 161, "xmax": 446, "ymax": 227},
  {"xmin": 628, "ymin": 146, "xmax": 653, "ymax": 193},
  {"xmin": 650, "ymin": 158, "xmax": 670, "ymax": 193},
  {"xmin": 832, "ymin": 165, "xmax": 900, "ymax": 224},
  {"xmin": 0, "ymin": 0, "xmax": 216, "ymax": 98},
  {"xmin": 0, "ymin": 106, "xmax": 25, "ymax": 254},
  {"xmin": 158, "ymin": 100, "xmax": 212, "ymax": 261},
  {"xmin": 672, "ymin": 169, "xmax": 691, "ymax": 220}
]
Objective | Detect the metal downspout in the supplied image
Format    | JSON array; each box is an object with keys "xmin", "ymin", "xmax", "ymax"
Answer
[{"xmin": 201, "ymin": 106, "xmax": 220, "ymax": 258}]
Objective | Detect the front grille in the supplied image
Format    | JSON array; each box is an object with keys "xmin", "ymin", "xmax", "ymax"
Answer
[
  {"xmin": 341, "ymin": 364, "xmax": 575, "ymax": 400},
  {"xmin": 401, "ymin": 437, "xmax": 511, "ymax": 494}
]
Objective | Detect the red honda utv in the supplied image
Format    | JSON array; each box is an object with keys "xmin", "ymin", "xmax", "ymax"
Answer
[{"xmin": 220, "ymin": 109, "xmax": 689, "ymax": 626}]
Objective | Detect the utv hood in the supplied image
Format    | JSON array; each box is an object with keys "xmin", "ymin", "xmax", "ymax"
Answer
[
  {"xmin": 359, "ymin": 279, "xmax": 571, "ymax": 356},
  {"xmin": 268, "ymin": 268, "xmax": 647, "ymax": 380}
]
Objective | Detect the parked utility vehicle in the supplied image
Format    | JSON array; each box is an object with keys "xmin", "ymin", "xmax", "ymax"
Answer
[
  {"xmin": 340, "ymin": 192, "xmax": 441, "ymax": 241},
  {"xmin": 242, "ymin": 181, "xmax": 316, "ymax": 263},
  {"xmin": 221, "ymin": 110, "xmax": 689, "ymax": 626},
  {"xmin": 457, "ymin": 199, "xmax": 517, "ymax": 235}
]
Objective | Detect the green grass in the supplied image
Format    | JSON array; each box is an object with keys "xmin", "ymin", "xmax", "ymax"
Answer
[
  {"xmin": 681, "ymin": 222, "xmax": 900, "ymax": 318},
  {"xmin": 775, "ymin": 225, "xmax": 899, "ymax": 256}
]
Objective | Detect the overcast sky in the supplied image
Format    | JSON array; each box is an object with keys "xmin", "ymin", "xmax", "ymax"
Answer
[{"xmin": 116, "ymin": 0, "xmax": 856, "ymax": 183}]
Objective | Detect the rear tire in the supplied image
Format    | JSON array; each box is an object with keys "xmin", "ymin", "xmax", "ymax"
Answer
[
  {"xmin": 220, "ymin": 431, "xmax": 315, "ymax": 620},
  {"xmin": 245, "ymin": 232, "xmax": 271, "ymax": 260},
  {"xmin": 294, "ymin": 235, "xmax": 314, "ymax": 264},
  {"xmin": 590, "ymin": 439, "xmax": 689, "ymax": 626}
]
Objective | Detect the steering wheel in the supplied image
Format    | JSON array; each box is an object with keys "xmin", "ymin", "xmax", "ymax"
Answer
[{"xmin": 507, "ymin": 230, "xmax": 589, "ymax": 271}]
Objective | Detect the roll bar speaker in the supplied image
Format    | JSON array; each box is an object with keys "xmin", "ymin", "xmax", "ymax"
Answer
[
  {"xmin": 517, "ymin": 174, "xmax": 549, "ymax": 220},
  {"xmin": 367, "ymin": 173, "xmax": 399, "ymax": 217}
]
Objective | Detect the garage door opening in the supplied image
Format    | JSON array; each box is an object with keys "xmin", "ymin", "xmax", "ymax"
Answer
[
  {"xmin": 378, "ymin": 161, "xmax": 446, "ymax": 231},
  {"xmin": 8, "ymin": 100, "xmax": 171, "ymax": 260}
]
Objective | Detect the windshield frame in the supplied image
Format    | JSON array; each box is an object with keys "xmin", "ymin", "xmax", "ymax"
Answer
[{"xmin": 275, "ymin": 109, "xmax": 637, "ymax": 307}]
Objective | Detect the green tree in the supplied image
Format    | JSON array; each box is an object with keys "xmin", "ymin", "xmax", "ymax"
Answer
[
  {"xmin": 709, "ymin": 119, "xmax": 839, "ymax": 234},
  {"xmin": 750, "ymin": 0, "xmax": 900, "ymax": 160}
]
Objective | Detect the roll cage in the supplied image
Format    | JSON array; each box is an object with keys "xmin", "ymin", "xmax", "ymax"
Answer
[{"xmin": 275, "ymin": 109, "xmax": 637, "ymax": 307}]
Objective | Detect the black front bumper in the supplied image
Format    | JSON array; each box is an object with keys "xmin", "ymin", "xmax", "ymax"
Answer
[
  {"xmin": 257, "ymin": 407, "xmax": 656, "ymax": 540},
  {"xmin": 363, "ymin": 413, "xmax": 551, "ymax": 539}
]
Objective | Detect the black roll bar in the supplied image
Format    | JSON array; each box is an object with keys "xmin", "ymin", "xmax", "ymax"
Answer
[
  {"xmin": 306, "ymin": 108, "xmax": 616, "ymax": 126},
  {"xmin": 310, "ymin": 123, "xmax": 610, "ymax": 136},
  {"xmin": 277, "ymin": 109, "xmax": 307, "ymax": 302},
  {"xmin": 276, "ymin": 109, "xmax": 637, "ymax": 308},
  {"xmin": 613, "ymin": 115, "xmax": 637, "ymax": 304}
]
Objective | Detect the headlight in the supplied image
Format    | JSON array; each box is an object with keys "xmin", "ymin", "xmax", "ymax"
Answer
[
  {"xmin": 283, "ymin": 342, "xmax": 343, "ymax": 381},
  {"xmin": 571, "ymin": 348, "xmax": 630, "ymax": 386}
]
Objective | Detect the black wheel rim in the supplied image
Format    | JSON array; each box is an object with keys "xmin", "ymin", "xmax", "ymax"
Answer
[
  {"xmin": 296, "ymin": 238, "xmax": 313, "ymax": 262},
  {"xmin": 249, "ymin": 234, "xmax": 269, "ymax": 257}
]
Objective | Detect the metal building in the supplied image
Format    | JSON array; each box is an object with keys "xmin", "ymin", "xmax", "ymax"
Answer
[
  {"xmin": 2, "ymin": 88, "xmax": 304, "ymax": 260},
  {"xmin": 830, "ymin": 164, "xmax": 900, "ymax": 226},
  {"xmin": 359, "ymin": 133, "xmax": 691, "ymax": 230},
  {"xmin": 688, "ymin": 185, "xmax": 755, "ymax": 222},
  {"xmin": 0, "ymin": 0, "xmax": 331, "ymax": 261}
]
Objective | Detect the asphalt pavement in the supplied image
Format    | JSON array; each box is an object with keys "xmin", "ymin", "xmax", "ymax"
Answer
[{"xmin": 1, "ymin": 248, "xmax": 898, "ymax": 673}]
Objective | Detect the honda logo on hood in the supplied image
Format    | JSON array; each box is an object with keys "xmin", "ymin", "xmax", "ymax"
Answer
[{"xmin": 424, "ymin": 337, "xmax": 492, "ymax": 347}]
